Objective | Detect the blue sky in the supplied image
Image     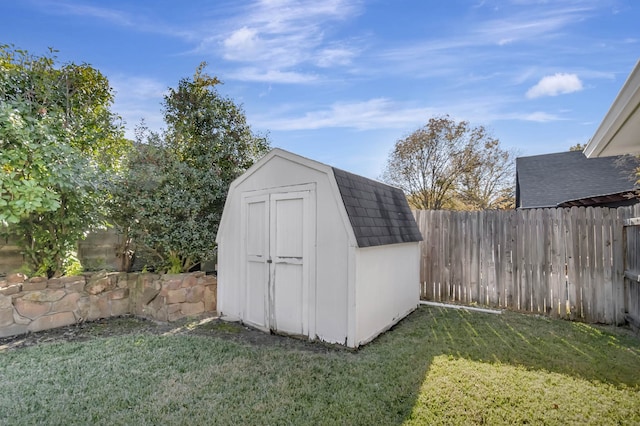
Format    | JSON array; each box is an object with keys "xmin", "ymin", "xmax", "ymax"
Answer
[{"xmin": 2, "ymin": 0, "xmax": 639, "ymax": 178}]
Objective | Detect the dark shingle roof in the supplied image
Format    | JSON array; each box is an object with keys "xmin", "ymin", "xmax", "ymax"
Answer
[
  {"xmin": 516, "ymin": 151, "xmax": 639, "ymax": 208},
  {"xmin": 332, "ymin": 168, "xmax": 423, "ymax": 247}
]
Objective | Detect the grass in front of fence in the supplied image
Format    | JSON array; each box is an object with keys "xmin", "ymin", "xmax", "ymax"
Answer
[{"xmin": 1, "ymin": 307, "xmax": 639, "ymax": 425}]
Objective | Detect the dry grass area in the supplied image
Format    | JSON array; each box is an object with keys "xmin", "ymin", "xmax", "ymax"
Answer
[{"xmin": 1, "ymin": 306, "xmax": 639, "ymax": 425}]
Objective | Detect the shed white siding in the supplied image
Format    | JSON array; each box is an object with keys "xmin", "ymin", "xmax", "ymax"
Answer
[
  {"xmin": 217, "ymin": 152, "xmax": 355, "ymax": 345},
  {"xmin": 354, "ymin": 242, "xmax": 420, "ymax": 346},
  {"xmin": 216, "ymin": 149, "xmax": 421, "ymax": 348}
]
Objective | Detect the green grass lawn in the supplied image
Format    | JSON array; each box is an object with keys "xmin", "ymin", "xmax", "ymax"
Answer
[{"xmin": 1, "ymin": 306, "xmax": 639, "ymax": 425}]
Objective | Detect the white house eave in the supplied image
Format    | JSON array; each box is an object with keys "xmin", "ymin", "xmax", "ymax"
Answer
[{"xmin": 585, "ymin": 60, "xmax": 640, "ymax": 158}]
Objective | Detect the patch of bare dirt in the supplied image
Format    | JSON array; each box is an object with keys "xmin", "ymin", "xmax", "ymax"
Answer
[{"xmin": 0, "ymin": 315, "xmax": 346, "ymax": 354}]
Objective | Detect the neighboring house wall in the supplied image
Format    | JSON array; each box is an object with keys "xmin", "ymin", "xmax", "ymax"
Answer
[{"xmin": 585, "ymin": 60, "xmax": 640, "ymax": 158}]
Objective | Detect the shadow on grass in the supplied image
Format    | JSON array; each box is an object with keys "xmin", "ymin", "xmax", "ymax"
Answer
[
  {"xmin": 183, "ymin": 305, "xmax": 640, "ymax": 423},
  {"xmin": 361, "ymin": 305, "xmax": 640, "ymax": 424},
  {"xmin": 1, "ymin": 306, "xmax": 639, "ymax": 425},
  {"xmin": 380, "ymin": 305, "xmax": 640, "ymax": 387}
]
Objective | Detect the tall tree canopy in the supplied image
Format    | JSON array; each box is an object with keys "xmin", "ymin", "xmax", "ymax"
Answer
[
  {"xmin": 382, "ymin": 115, "xmax": 515, "ymax": 210},
  {"xmin": 0, "ymin": 45, "xmax": 128, "ymax": 276},
  {"xmin": 111, "ymin": 63, "xmax": 270, "ymax": 273}
]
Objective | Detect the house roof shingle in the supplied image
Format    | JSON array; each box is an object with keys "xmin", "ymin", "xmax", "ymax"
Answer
[
  {"xmin": 516, "ymin": 151, "xmax": 638, "ymax": 209},
  {"xmin": 332, "ymin": 168, "xmax": 423, "ymax": 247}
]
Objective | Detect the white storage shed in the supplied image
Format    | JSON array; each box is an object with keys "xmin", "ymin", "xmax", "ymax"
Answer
[{"xmin": 215, "ymin": 148, "xmax": 422, "ymax": 348}]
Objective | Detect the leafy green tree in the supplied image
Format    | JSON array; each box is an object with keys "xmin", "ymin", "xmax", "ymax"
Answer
[
  {"xmin": 112, "ymin": 64, "xmax": 269, "ymax": 273},
  {"xmin": 163, "ymin": 62, "xmax": 269, "ymax": 182},
  {"xmin": 382, "ymin": 115, "xmax": 515, "ymax": 210},
  {"xmin": 0, "ymin": 99, "xmax": 67, "ymax": 224},
  {"xmin": 0, "ymin": 45, "xmax": 127, "ymax": 276},
  {"xmin": 569, "ymin": 143, "xmax": 586, "ymax": 152}
]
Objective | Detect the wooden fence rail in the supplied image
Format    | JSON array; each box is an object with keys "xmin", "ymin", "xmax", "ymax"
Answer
[{"xmin": 413, "ymin": 205, "xmax": 640, "ymax": 325}]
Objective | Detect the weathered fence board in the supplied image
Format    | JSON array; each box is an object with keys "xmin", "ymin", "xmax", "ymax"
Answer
[
  {"xmin": 1, "ymin": 229, "xmax": 122, "ymax": 276},
  {"xmin": 413, "ymin": 205, "xmax": 640, "ymax": 325},
  {"xmin": 0, "ymin": 236, "xmax": 23, "ymax": 275},
  {"xmin": 622, "ymin": 205, "xmax": 640, "ymax": 326}
]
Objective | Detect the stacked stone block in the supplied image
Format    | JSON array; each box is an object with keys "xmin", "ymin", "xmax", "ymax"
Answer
[{"xmin": 0, "ymin": 271, "xmax": 217, "ymax": 338}]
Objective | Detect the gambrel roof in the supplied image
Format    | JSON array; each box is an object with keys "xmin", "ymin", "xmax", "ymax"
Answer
[
  {"xmin": 332, "ymin": 168, "xmax": 423, "ymax": 247},
  {"xmin": 219, "ymin": 148, "xmax": 422, "ymax": 248}
]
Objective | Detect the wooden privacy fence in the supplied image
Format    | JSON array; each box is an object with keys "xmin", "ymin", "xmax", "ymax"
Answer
[
  {"xmin": 0, "ymin": 230, "xmax": 123, "ymax": 275},
  {"xmin": 624, "ymin": 214, "xmax": 640, "ymax": 327},
  {"xmin": 413, "ymin": 205, "xmax": 640, "ymax": 325}
]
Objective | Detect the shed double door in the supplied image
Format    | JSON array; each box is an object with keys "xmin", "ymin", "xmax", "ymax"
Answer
[{"xmin": 243, "ymin": 188, "xmax": 314, "ymax": 337}]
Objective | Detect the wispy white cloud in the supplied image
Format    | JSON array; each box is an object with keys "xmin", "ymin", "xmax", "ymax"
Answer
[
  {"xmin": 109, "ymin": 75, "xmax": 167, "ymax": 139},
  {"xmin": 24, "ymin": 0, "xmax": 628, "ymax": 148},
  {"xmin": 253, "ymin": 93, "xmax": 570, "ymax": 133},
  {"xmin": 110, "ymin": 75, "xmax": 168, "ymax": 101},
  {"xmin": 316, "ymin": 45, "xmax": 357, "ymax": 68},
  {"xmin": 526, "ymin": 73, "xmax": 583, "ymax": 98},
  {"xmin": 513, "ymin": 111, "xmax": 564, "ymax": 122},
  {"xmin": 374, "ymin": 2, "xmax": 600, "ymax": 83},
  {"xmin": 243, "ymin": 0, "xmax": 359, "ymax": 33},
  {"xmin": 254, "ymin": 98, "xmax": 437, "ymax": 130},
  {"xmin": 222, "ymin": 27, "xmax": 260, "ymax": 59},
  {"xmin": 475, "ymin": 5, "xmax": 595, "ymax": 45},
  {"xmin": 33, "ymin": 0, "xmax": 197, "ymax": 40},
  {"xmin": 208, "ymin": 0, "xmax": 363, "ymax": 82},
  {"xmin": 382, "ymin": 4, "xmax": 594, "ymax": 58},
  {"xmin": 41, "ymin": 0, "xmax": 132, "ymax": 26},
  {"xmin": 228, "ymin": 68, "xmax": 319, "ymax": 84}
]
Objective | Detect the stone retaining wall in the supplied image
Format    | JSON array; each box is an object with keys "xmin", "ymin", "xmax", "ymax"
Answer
[{"xmin": 0, "ymin": 271, "xmax": 217, "ymax": 338}]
